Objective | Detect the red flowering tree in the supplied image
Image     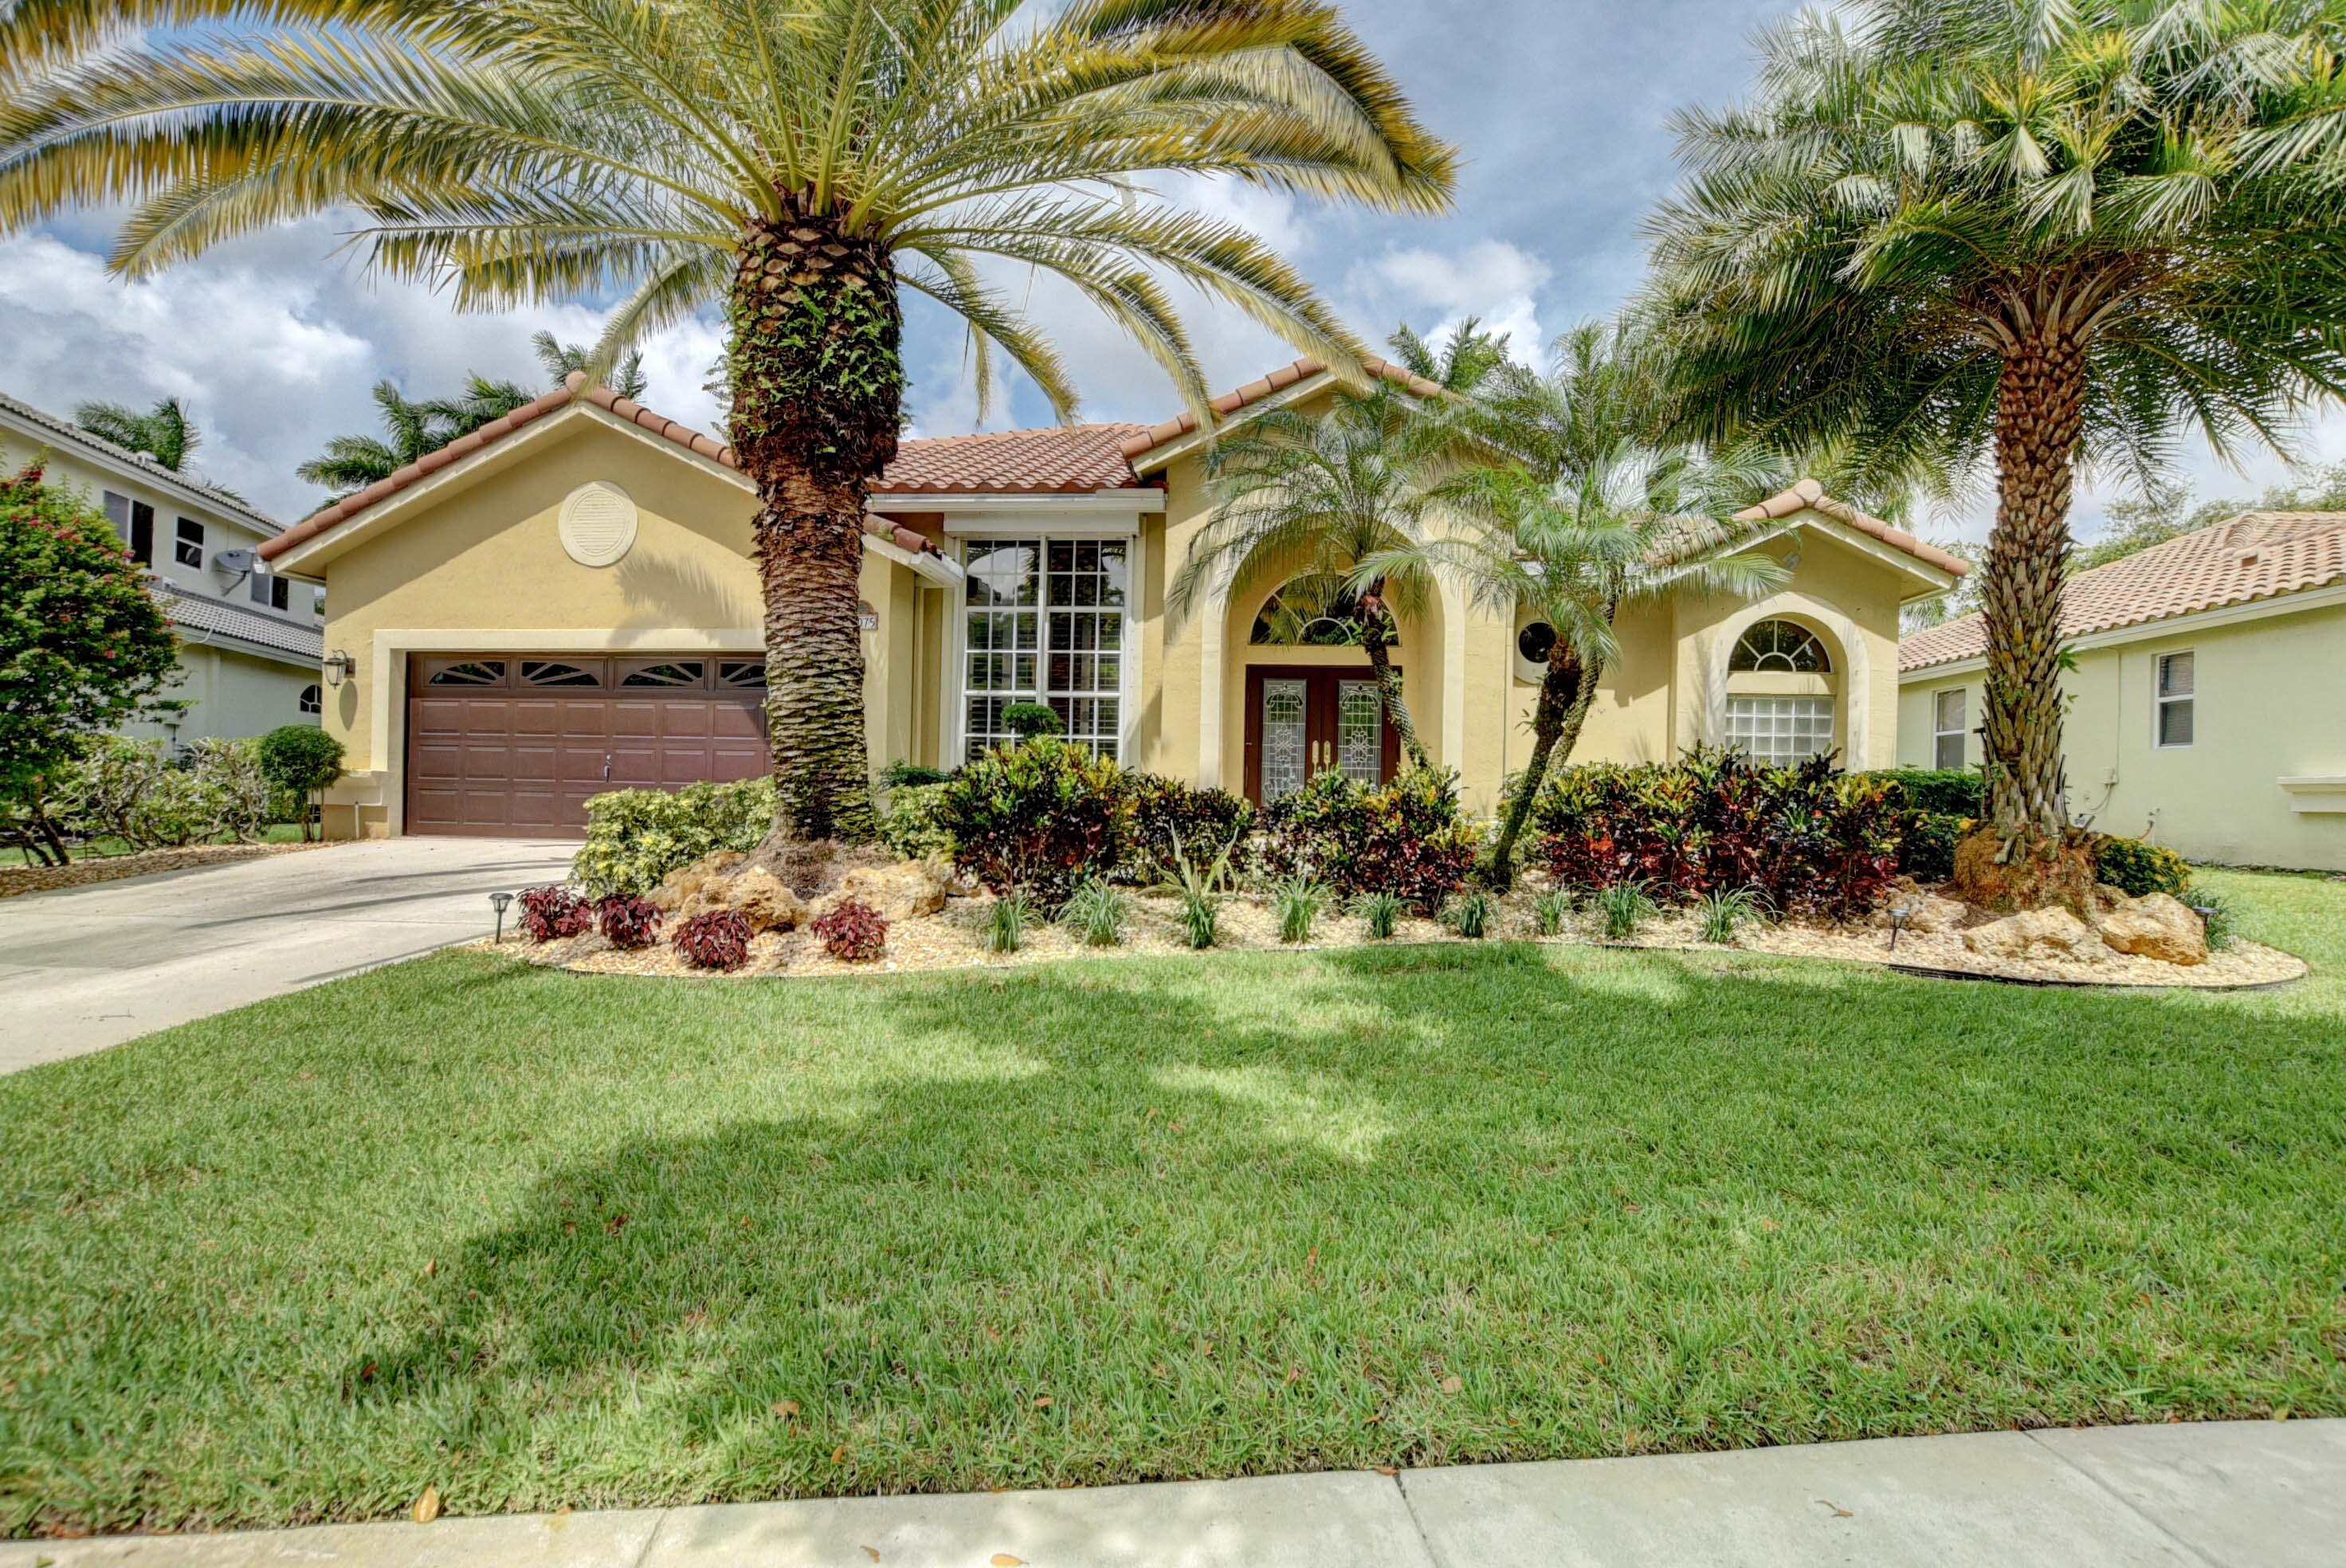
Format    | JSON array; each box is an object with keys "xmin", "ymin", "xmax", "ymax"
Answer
[{"xmin": 0, "ymin": 464, "xmax": 178, "ymax": 863}]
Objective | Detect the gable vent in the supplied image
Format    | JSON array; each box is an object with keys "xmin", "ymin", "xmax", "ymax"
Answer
[{"xmin": 559, "ymin": 480, "xmax": 638, "ymax": 566}]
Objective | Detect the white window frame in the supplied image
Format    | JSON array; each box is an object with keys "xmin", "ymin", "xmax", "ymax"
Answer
[
  {"xmin": 2155, "ymin": 650, "xmax": 2195, "ymax": 749},
  {"xmin": 951, "ymin": 531, "xmax": 1140, "ymax": 763},
  {"xmin": 174, "ymin": 515, "xmax": 205, "ymax": 570},
  {"xmin": 1932, "ymin": 688, "xmax": 1966, "ymax": 770}
]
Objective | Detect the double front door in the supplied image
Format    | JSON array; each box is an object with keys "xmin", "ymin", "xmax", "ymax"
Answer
[{"xmin": 1243, "ymin": 665, "xmax": 1401, "ymax": 806}]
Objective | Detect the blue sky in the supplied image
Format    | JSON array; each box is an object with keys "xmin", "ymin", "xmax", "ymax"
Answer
[{"xmin": 3, "ymin": 0, "xmax": 2338, "ymax": 531}]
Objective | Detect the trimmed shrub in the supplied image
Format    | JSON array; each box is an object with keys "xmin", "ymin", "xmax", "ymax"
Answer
[
  {"xmin": 1002, "ymin": 702, "xmax": 1063, "ymax": 739},
  {"xmin": 256, "ymin": 725, "xmax": 344, "ymax": 840},
  {"xmin": 1899, "ymin": 811, "xmax": 1970, "ymax": 882},
  {"xmin": 574, "ymin": 776, "xmax": 774, "ymax": 899},
  {"xmin": 1261, "ymin": 766, "xmax": 1481, "ymax": 913},
  {"xmin": 880, "ymin": 759, "xmax": 951, "ymax": 789},
  {"xmin": 931, "ymin": 737, "xmax": 1132, "ymax": 907},
  {"xmin": 813, "ymin": 898, "xmax": 889, "ymax": 962},
  {"xmin": 1865, "ymin": 767, "xmax": 1984, "ymax": 817},
  {"xmin": 519, "ymin": 884, "xmax": 594, "ymax": 942},
  {"xmin": 2094, "ymin": 834, "xmax": 2191, "ymax": 899},
  {"xmin": 878, "ymin": 782, "xmax": 954, "ymax": 862},
  {"xmin": 1533, "ymin": 747, "xmax": 1901, "ymax": 920},
  {"xmin": 1124, "ymin": 773, "xmax": 1255, "ymax": 880},
  {"xmin": 673, "ymin": 907, "xmax": 751, "ymax": 970},
  {"xmin": 596, "ymin": 894, "xmax": 662, "ymax": 951}
]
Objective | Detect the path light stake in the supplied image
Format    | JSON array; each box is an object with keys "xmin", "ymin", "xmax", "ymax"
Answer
[
  {"xmin": 1886, "ymin": 906, "xmax": 1914, "ymax": 951},
  {"xmin": 490, "ymin": 891, "xmax": 514, "ymax": 943},
  {"xmin": 2191, "ymin": 903, "xmax": 2217, "ymax": 935}
]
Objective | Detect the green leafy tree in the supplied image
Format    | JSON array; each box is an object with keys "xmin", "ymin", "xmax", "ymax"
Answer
[
  {"xmin": 1646, "ymin": 0, "xmax": 2346, "ymax": 903},
  {"xmin": 1901, "ymin": 535, "xmax": 1983, "ymax": 632},
  {"xmin": 73, "ymin": 395, "xmax": 199, "ymax": 471},
  {"xmin": 0, "ymin": 464, "xmax": 179, "ymax": 864},
  {"xmin": 256, "ymin": 724, "xmax": 346, "ymax": 841},
  {"xmin": 533, "ymin": 331, "xmax": 647, "ymax": 400},
  {"xmin": 0, "ymin": 0, "xmax": 1454, "ymax": 844}
]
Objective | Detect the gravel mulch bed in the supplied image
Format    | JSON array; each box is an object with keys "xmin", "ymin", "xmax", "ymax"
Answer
[
  {"xmin": 0, "ymin": 838, "xmax": 337, "ymax": 900},
  {"xmin": 488, "ymin": 886, "xmax": 2305, "ymax": 990}
]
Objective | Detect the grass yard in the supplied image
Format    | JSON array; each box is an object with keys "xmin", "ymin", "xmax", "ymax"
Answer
[
  {"xmin": 0, "ymin": 822, "xmax": 307, "ymax": 869},
  {"xmin": 2, "ymin": 868, "xmax": 2342, "ymax": 1536}
]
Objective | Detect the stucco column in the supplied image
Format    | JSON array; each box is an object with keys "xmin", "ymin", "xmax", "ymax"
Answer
[{"xmin": 1197, "ymin": 576, "xmax": 1230, "ymax": 788}]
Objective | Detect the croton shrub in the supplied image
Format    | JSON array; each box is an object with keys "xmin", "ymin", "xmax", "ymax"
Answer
[
  {"xmin": 1260, "ymin": 766, "xmax": 1481, "ymax": 913},
  {"xmin": 673, "ymin": 907, "xmax": 751, "ymax": 970},
  {"xmin": 596, "ymin": 894, "xmax": 662, "ymax": 951},
  {"xmin": 930, "ymin": 737, "xmax": 1133, "ymax": 907},
  {"xmin": 1533, "ymin": 747, "xmax": 1901, "ymax": 920},
  {"xmin": 2092, "ymin": 834, "xmax": 2191, "ymax": 900},
  {"xmin": 1124, "ymin": 772, "xmax": 1255, "ymax": 880},
  {"xmin": 518, "ymin": 884, "xmax": 594, "ymax": 942},
  {"xmin": 812, "ymin": 898, "xmax": 889, "ymax": 962}
]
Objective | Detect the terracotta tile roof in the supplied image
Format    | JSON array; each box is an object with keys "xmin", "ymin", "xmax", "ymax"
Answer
[
  {"xmin": 873, "ymin": 423, "xmax": 1152, "ymax": 495},
  {"xmin": 1732, "ymin": 479, "xmax": 1972, "ymax": 578},
  {"xmin": 1116, "ymin": 356, "xmax": 1445, "ymax": 461},
  {"xmin": 1901, "ymin": 510, "xmax": 2346, "ymax": 672}
]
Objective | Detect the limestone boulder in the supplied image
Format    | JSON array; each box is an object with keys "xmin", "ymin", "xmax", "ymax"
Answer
[
  {"xmin": 712, "ymin": 867, "xmax": 809, "ymax": 933},
  {"xmin": 2097, "ymin": 892, "xmax": 2208, "ymax": 966},
  {"xmin": 1869, "ymin": 888, "xmax": 1968, "ymax": 935},
  {"xmin": 814, "ymin": 859, "xmax": 952, "ymax": 924},
  {"xmin": 1960, "ymin": 907, "xmax": 2110, "ymax": 966},
  {"xmin": 647, "ymin": 850, "xmax": 743, "ymax": 915}
]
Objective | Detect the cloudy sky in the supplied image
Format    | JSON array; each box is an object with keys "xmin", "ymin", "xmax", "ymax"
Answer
[{"xmin": 6, "ymin": 0, "xmax": 2341, "ymax": 534}]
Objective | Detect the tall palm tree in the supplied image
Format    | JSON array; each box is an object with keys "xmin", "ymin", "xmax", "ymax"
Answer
[
  {"xmin": 1168, "ymin": 336, "xmax": 1501, "ymax": 773},
  {"xmin": 1646, "ymin": 0, "xmax": 2346, "ymax": 904},
  {"xmin": 296, "ymin": 376, "xmax": 536, "ymax": 499},
  {"xmin": 0, "ymin": 0, "xmax": 1454, "ymax": 843},
  {"xmin": 1428, "ymin": 326, "xmax": 1787, "ymax": 887},
  {"xmin": 533, "ymin": 332, "xmax": 647, "ymax": 401},
  {"xmin": 74, "ymin": 397, "xmax": 200, "ymax": 471}
]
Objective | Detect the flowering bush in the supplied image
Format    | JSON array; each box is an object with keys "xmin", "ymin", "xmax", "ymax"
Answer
[
  {"xmin": 596, "ymin": 894, "xmax": 662, "ymax": 951},
  {"xmin": 2093, "ymin": 834, "xmax": 2191, "ymax": 899},
  {"xmin": 518, "ymin": 884, "xmax": 594, "ymax": 941},
  {"xmin": 573, "ymin": 775, "xmax": 774, "ymax": 898},
  {"xmin": 1261, "ymin": 766, "xmax": 1481, "ymax": 913},
  {"xmin": 1124, "ymin": 772, "xmax": 1254, "ymax": 879},
  {"xmin": 930, "ymin": 737, "xmax": 1132, "ymax": 907},
  {"xmin": 1533, "ymin": 747, "xmax": 1901, "ymax": 920},
  {"xmin": 673, "ymin": 907, "xmax": 751, "ymax": 970},
  {"xmin": 813, "ymin": 898, "xmax": 889, "ymax": 962}
]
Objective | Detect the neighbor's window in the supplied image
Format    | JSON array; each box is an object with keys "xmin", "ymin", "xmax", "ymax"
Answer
[
  {"xmin": 104, "ymin": 492, "xmax": 155, "ymax": 564},
  {"xmin": 174, "ymin": 516, "xmax": 204, "ymax": 569},
  {"xmin": 1726, "ymin": 696, "xmax": 1834, "ymax": 766},
  {"xmin": 249, "ymin": 572, "xmax": 292, "ymax": 611},
  {"xmin": 299, "ymin": 683, "xmax": 321, "ymax": 715},
  {"xmin": 2156, "ymin": 651, "xmax": 2195, "ymax": 747},
  {"xmin": 1932, "ymin": 688, "xmax": 1966, "ymax": 770},
  {"xmin": 962, "ymin": 537, "xmax": 1126, "ymax": 759}
]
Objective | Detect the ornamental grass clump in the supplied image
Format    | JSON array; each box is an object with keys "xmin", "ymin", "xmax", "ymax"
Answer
[
  {"xmin": 983, "ymin": 891, "xmax": 1034, "ymax": 954},
  {"xmin": 1351, "ymin": 890, "xmax": 1402, "ymax": 940},
  {"xmin": 1695, "ymin": 886, "xmax": 1763, "ymax": 945},
  {"xmin": 813, "ymin": 900, "xmax": 889, "ymax": 963},
  {"xmin": 1159, "ymin": 829, "xmax": 1239, "ymax": 950},
  {"xmin": 1532, "ymin": 888, "xmax": 1574, "ymax": 936},
  {"xmin": 518, "ymin": 884, "xmax": 593, "ymax": 942},
  {"xmin": 595, "ymin": 894, "xmax": 662, "ymax": 951},
  {"xmin": 1440, "ymin": 890, "xmax": 1492, "ymax": 939},
  {"xmin": 2182, "ymin": 884, "xmax": 2238, "ymax": 952},
  {"xmin": 1270, "ymin": 875, "xmax": 1328, "ymax": 943},
  {"xmin": 1057, "ymin": 880, "xmax": 1129, "ymax": 947},
  {"xmin": 1598, "ymin": 880, "xmax": 1656, "ymax": 941},
  {"xmin": 672, "ymin": 908, "xmax": 751, "ymax": 971}
]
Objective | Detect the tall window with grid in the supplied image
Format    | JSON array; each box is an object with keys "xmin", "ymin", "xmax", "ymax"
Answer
[{"xmin": 962, "ymin": 537, "xmax": 1127, "ymax": 760}]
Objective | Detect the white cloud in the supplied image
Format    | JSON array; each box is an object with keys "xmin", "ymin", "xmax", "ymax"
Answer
[{"xmin": 1352, "ymin": 238, "xmax": 1554, "ymax": 362}]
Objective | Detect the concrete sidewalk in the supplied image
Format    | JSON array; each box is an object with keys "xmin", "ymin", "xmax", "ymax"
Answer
[{"xmin": 5, "ymin": 1421, "xmax": 2337, "ymax": 1567}]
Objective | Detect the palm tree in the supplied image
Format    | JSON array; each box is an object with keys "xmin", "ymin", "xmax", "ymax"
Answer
[
  {"xmin": 1168, "ymin": 333, "xmax": 1502, "ymax": 773},
  {"xmin": 74, "ymin": 397, "xmax": 200, "ymax": 471},
  {"xmin": 534, "ymin": 332, "xmax": 647, "ymax": 401},
  {"xmin": 1646, "ymin": 0, "xmax": 2346, "ymax": 904},
  {"xmin": 296, "ymin": 376, "xmax": 535, "ymax": 499},
  {"xmin": 1429, "ymin": 325, "xmax": 1787, "ymax": 887},
  {"xmin": 0, "ymin": 0, "xmax": 1454, "ymax": 843}
]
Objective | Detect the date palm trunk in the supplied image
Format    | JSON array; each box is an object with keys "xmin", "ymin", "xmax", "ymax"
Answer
[
  {"xmin": 1953, "ymin": 325, "xmax": 2093, "ymax": 908},
  {"xmin": 1358, "ymin": 588, "xmax": 1430, "ymax": 773},
  {"xmin": 1485, "ymin": 646, "xmax": 1599, "ymax": 891},
  {"xmin": 728, "ymin": 202, "xmax": 904, "ymax": 845}
]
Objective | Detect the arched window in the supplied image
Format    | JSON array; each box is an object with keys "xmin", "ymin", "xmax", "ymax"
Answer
[
  {"xmin": 1250, "ymin": 573, "xmax": 1365, "ymax": 646},
  {"xmin": 299, "ymin": 683, "xmax": 321, "ymax": 715},
  {"xmin": 1729, "ymin": 619, "xmax": 1830, "ymax": 672}
]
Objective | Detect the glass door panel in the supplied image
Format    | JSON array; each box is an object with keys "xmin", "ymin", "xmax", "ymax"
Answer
[
  {"xmin": 1336, "ymin": 680, "xmax": 1383, "ymax": 786},
  {"xmin": 1260, "ymin": 679, "xmax": 1308, "ymax": 802}
]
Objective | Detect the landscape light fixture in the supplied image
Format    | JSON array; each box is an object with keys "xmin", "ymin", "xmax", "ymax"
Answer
[
  {"xmin": 1885, "ymin": 905, "xmax": 1915, "ymax": 951},
  {"xmin": 490, "ymin": 891, "xmax": 514, "ymax": 943}
]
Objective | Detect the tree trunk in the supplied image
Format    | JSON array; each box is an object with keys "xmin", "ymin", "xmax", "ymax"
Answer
[
  {"xmin": 728, "ymin": 200, "xmax": 904, "ymax": 845},
  {"xmin": 1485, "ymin": 645, "xmax": 1598, "ymax": 892},
  {"xmin": 1357, "ymin": 593, "xmax": 1430, "ymax": 772},
  {"xmin": 1954, "ymin": 323, "xmax": 2085, "ymax": 906}
]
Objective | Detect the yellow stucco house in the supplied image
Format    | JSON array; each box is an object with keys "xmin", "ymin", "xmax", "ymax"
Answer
[
  {"xmin": 253, "ymin": 364, "xmax": 1965, "ymax": 840},
  {"xmin": 1900, "ymin": 510, "xmax": 2346, "ymax": 871}
]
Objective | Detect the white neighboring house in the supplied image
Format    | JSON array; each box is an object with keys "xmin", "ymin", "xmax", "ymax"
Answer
[{"xmin": 2, "ymin": 388, "xmax": 324, "ymax": 747}]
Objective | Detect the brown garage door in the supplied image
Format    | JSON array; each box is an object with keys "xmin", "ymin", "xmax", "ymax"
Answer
[{"xmin": 405, "ymin": 654, "xmax": 768, "ymax": 837}]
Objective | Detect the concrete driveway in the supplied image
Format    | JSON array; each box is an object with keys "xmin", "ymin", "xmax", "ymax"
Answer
[{"xmin": 0, "ymin": 837, "xmax": 577, "ymax": 1073}]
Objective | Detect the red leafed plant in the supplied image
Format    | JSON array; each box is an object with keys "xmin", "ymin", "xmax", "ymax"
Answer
[
  {"xmin": 673, "ymin": 908, "xmax": 751, "ymax": 970},
  {"xmin": 518, "ymin": 884, "xmax": 594, "ymax": 941},
  {"xmin": 596, "ymin": 894, "xmax": 662, "ymax": 951},
  {"xmin": 812, "ymin": 898, "xmax": 889, "ymax": 962}
]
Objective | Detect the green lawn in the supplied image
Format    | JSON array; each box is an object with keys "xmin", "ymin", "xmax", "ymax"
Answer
[
  {"xmin": 1, "ymin": 822, "xmax": 307, "ymax": 869},
  {"xmin": 3, "ymin": 868, "xmax": 2342, "ymax": 1536}
]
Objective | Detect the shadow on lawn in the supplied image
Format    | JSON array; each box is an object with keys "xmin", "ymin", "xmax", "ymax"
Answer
[{"xmin": 345, "ymin": 943, "xmax": 2345, "ymax": 1499}]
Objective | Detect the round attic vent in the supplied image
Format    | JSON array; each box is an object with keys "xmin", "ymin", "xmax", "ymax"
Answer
[{"xmin": 559, "ymin": 481, "xmax": 638, "ymax": 566}]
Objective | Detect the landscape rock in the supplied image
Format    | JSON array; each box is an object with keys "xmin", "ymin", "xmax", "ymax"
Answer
[
  {"xmin": 815, "ymin": 859, "xmax": 953, "ymax": 923},
  {"xmin": 1869, "ymin": 886, "xmax": 1968, "ymax": 935},
  {"xmin": 647, "ymin": 850, "xmax": 744, "ymax": 915},
  {"xmin": 2097, "ymin": 892, "xmax": 2208, "ymax": 966},
  {"xmin": 714, "ymin": 867, "xmax": 809, "ymax": 933},
  {"xmin": 1961, "ymin": 907, "xmax": 2109, "ymax": 966}
]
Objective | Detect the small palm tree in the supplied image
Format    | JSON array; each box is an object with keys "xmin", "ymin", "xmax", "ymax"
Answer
[
  {"xmin": 1168, "ymin": 327, "xmax": 1503, "ymax": 771},
  {"xmin": 0, "ymin": 0, "xmax": 1454, "ymax": 845},
  {"xmin": 296, "ymin": 377, "xmax": 536, "ymax": 500},
  {"xmin": 73, "ymin": 397, "xmax": 200, "ymax": 472},
  {"xmin": 533, "ymin": 332, "xmax": 646, "ymax": 401},
  {"xmin": 1646, "ymin": 0, "xmax": 2346, "ymax": 902}
]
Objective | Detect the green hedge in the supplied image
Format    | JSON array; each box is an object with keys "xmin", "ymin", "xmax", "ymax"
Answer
[
  {"xmin": 1863, "ymin": 767, "xmax": 1984, "ymax": 817},
  {"xmin": 574, "ymin": 776, "xmax": 774, "ymax": 898},
  {"xmin": 2093, "ymin": 834, "xmax": 2191, "ymax": 899}
]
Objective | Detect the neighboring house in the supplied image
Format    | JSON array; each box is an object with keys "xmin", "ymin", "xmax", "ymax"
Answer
[
  {"xmin": 1899, "ymin": 512, "xmax": 2346, "ymax": 870},
  {"xmin": 254, "ymin": 367, "xmax": 1964, "ymax": 840},
  {"xmin": 2, "ymin": 389, "xmax": 324, "ymax": 746}
]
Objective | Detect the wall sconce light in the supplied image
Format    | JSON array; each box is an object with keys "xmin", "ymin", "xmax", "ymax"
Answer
[
  {"xmin": 489, "ymin": 891, "xmax": 514, "ymax": 943},
  {"xmin": 323, "ymin": 649, "xmax": 357, "ymax": 687}
]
